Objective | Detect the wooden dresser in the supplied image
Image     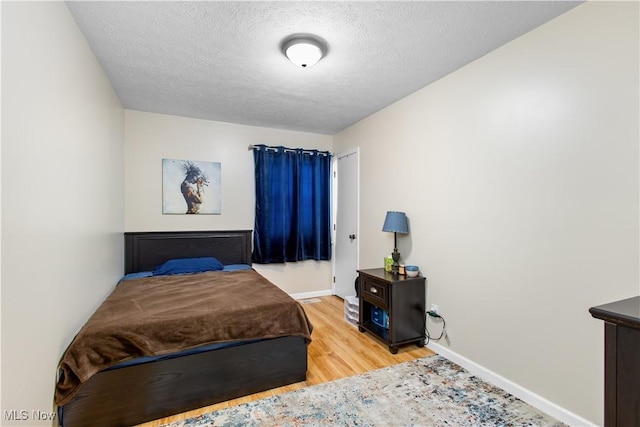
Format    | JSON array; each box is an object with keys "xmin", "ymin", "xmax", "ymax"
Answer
[{"xmin": 589, "ymin": 296, "xmax": 640, "ymax": 427}]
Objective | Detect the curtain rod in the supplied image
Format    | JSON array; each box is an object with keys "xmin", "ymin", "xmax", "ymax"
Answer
[{"xmin": 247, "ymin": 144, "xmax": 331, "ymax": 156}]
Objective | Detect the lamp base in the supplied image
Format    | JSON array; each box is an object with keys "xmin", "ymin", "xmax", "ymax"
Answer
[{"xmin": 391, "ymin": 249, "xmax": 400, "ymax": 275}]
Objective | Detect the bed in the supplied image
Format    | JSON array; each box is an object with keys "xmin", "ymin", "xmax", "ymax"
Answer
[{"xmin": 56, "ymin": 230, "xmax": 312, "ymax": 427}]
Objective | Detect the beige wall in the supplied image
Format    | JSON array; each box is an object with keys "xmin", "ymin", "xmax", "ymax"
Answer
[
  {"xmin": 124, "ymin": 110, "xmax": 333, "ymax": 295},
  {"xmin": 334, "ymin": 2, "xmax": 639, "ymax": 424},
  {"xmin": 2, "ymin": 1, "xmax": 638, "ymax": 425},
  {"xmin": 1, "ymin": 2, "xmax": 125, "ymax": 425}
]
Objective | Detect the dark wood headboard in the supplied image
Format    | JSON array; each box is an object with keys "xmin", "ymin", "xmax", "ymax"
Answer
[{"xmin": 124, "ymin": 230, "xmax": 252, "ymax": 274}]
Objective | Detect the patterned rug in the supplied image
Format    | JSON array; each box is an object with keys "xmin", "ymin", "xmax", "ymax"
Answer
[{"xmin": 162, "ymin": 355, "xmax": 566, "ymax": 427}]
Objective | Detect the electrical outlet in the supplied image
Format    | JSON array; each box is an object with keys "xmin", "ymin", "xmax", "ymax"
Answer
[{"xmin": 430, "ymin": 304, "xmax": 439, "ymax": 315}]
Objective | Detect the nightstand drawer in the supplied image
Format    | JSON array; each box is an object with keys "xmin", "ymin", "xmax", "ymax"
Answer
[{"xmin": 361, "ymin": 276, "xmax": 387, "ymax": 309}]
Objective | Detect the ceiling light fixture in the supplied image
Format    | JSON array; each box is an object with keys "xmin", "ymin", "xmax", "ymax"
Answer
[{"xmin": 281, "ymin": 34, "xmax": 328, "ymax": 68}]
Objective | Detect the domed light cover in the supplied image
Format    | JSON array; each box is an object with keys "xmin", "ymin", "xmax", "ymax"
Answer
[{"xmin": 282, "ymin": 35, "xmax": 327, "ymax": 68}]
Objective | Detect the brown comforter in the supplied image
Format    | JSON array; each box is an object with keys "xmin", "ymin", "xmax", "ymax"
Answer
[{"xmin": 55, "ymin": 269, "xmax": 313, "ymax": 406}]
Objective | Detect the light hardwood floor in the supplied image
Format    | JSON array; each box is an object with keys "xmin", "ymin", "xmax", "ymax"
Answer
[{"xmin": 139, "ymin": 295, "xmax": 434, "ymax": 426}]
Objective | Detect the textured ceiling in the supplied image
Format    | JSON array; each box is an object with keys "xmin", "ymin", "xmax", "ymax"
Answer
[{"xmin": 66, "ymin": 1, "xmax": 581, "ymax": 135}]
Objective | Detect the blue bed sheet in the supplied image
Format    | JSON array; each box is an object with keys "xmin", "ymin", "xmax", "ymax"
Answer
[
  {"xmin": 106, "ymin": 338, "xmax": 262, "ymax": 370},
  {"xmin": 119, "ymin": 264, "xmax": 252, "ymax": 283}
]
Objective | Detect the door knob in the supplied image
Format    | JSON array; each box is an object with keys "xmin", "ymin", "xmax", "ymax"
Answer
[{"xmin": 349, "ymin": 234, "xmax": 356, "ymax": 241}]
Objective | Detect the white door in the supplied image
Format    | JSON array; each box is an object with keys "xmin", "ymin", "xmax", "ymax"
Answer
[{"xmin": 333, "ymin": 149, "xmax": 359, "ymax": 298}]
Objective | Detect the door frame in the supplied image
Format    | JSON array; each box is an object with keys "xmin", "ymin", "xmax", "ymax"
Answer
[{"xmin": 332, "ymin": 147, "xmax": 360, "ymax": 296}]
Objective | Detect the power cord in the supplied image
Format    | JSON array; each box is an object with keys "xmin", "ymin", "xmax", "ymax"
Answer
[{"xmin": 424, "ymin": 310, "xmax": 446, "ymax": 345}]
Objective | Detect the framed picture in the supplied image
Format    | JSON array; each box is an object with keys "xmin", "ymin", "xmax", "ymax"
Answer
[{"xmin": 162, "ymin": 158, "xmax": 221, "ymax": 214}]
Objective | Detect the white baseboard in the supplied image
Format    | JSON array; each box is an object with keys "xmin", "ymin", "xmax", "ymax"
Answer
[
  {"xmin": 426, "ymin": 342, "xmax": 596, "ymax": 427},
  {"xmin": 290, "ymin": 289, "xmax": 333, "ymax": 300}
]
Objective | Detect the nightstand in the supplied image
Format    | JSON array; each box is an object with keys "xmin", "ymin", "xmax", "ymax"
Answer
[{"xmin": 357, "ymin": 268, "xmax": 426, "ymax": 354}]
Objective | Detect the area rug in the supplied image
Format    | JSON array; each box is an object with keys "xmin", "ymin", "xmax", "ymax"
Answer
[{"xmin": 162, "ymin": 355, "xmax": 566, "ymax": 427}]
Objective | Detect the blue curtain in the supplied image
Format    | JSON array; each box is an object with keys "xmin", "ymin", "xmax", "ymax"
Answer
[{"xmin": 252, "ymin": 145, "xmax": 332, "ymax": 264}]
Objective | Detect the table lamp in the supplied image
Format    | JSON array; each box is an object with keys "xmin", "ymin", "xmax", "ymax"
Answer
[{"xmin": 382, "ymin": 211, "xmax": 409, "ymax": 275}]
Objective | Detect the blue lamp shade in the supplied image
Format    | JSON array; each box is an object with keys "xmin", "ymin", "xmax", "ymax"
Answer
[{"xmin": 382, "ymin": 211, "xmax": 409, "ymax": 234}]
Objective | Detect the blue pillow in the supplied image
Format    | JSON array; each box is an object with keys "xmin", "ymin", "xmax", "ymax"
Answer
[
  {"xmin": 222, "ymin": 264, "xmax": 252, "ymax": 272},
  {"xmin": 153, "ymin": 257, "xmax": 224, "ymax": 276}
]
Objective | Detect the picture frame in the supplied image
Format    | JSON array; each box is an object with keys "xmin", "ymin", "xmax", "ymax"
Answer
[{"xmin": 162, "ymin": 158, "xmax": 221, "ymax": 214}]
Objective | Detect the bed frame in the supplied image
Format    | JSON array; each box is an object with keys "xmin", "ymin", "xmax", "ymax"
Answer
[{"xmin": 59, "ymin": 230, "xmax": 309, "ymax": 427}]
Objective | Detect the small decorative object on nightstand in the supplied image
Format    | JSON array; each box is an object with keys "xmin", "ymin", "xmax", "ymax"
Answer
[
  {"xmin": 357, "ymin": 268, "xmax": 426, "ymax": 354},
  {"xmin": 405, "ymin": 265, "xmax": 419, "ymax": 277},
  {"xmin": 382, "ymin": 211, "xmax": 409, "ymax": 275}
]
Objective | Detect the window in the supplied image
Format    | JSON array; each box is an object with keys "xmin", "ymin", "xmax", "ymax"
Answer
[{"xmin": 252, "ymin": 145, "xmax": 332, "ymax": 263}]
